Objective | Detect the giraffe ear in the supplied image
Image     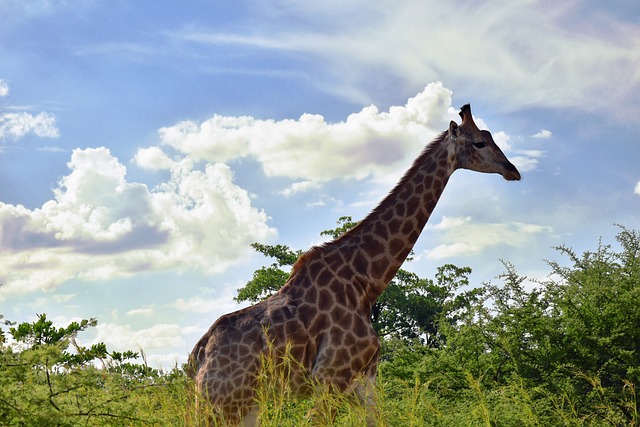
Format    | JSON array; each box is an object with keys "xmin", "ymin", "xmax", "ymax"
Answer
[{"xmin": 448, "ymin": 121, "xmax": 460, "ymax": 140}]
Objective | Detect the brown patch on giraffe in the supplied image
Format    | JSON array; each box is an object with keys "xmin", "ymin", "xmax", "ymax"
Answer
[
  {"xmin": 427, "ymin": 160, "xmax": 437, "ymax": 174},
  {"xmin": 371, "ymin": 258, "xmax": 388, "ymax": 279},
  {"xmin": 324, "ymin": 251, "xmax": 344, "ymax": 269},
  {"xmin": 341, "ymin": 311, "xmax": 354, "ymax": 330},
  {"xmin": 335, "ymin": 348, "xmax": 350, "ymax": 363},
  {"xmin": 330, "ymin": 326, "xmax": 344, "ymax": 345},
  {"xmin": 374, "ymin": 221, "xmax": 389, "ymax": 240},
  {"xmin": 381, "ymin": 209, "xmax": 393, "ymax": 221},
  {"xmin": 305, "ymin": 286, "xmax": 318, "ymax": 305},
  {"xmin": 352, "ymin": 316, "xmax": 369, "ymax": 337},
  {"xmin": 343, "ymin": 282, "xmax": 360, "ymax": 308},
  {"xmin": 389, "ymin": 238, "xmax": 404, "ymax": 257},
  {"xmin": 345, "ymin": 332, "xmax": 357, "ymax": 348},
  {"xmin": 388, "ymin": 218, "xmax": 401, "ymax": 234},
  {"xmin": 406, "ymin": 196, "xmax": 420, "ymax": 214},
  {"xmin": 287, "ymin": 284, "xmax": 304, "ymax": 300},
  {"xmin": 329, "ymin": 281, "xmax": 345, "ymax": 299},
  {"xmin": 363, "ymin": 238, "xmax": 385, "ymax": 258},
  {"xmin": 353, "ymin": 251, "xmax": 369, "ymax": 273},
  {"xmin": 402, "ymin": 220, "xmax": 415, "ymax": 235},
  {"xmin": 318, "ymin": 289, "xmax": 332, "ymax": 311},
  {"xmin": 308, "ymin": 314, "xmax": 329, "ymax": 336},
  {"xmin": 424, "ymin": 175, "xmax": 433, "ymax": 188},
  {"xmin": 299, "ymin": 303, "xmax": 318, "ymax": 326},
  {"xmin": 317, "ymin": 269, "xmax": 334, "ymax": 286},
  {"xmin": 308, "ymin": 260, "xmax": 324, "ymax": 281},
  {"xmin": 337, "ymin": 264, "xmax": 355, "ymax": 279}
]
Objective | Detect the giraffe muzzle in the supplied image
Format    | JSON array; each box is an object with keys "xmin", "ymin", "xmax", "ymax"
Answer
[{"xmin": 502, "ymin": 162, "xmax": 521, "ymax": 181}]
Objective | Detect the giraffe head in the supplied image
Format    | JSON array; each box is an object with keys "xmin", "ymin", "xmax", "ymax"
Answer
[{"xmin": 448, "ymin": 104, "xmax": 521, "ymax": 181}]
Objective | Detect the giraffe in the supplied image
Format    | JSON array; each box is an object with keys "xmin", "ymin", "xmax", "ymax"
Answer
[{"xmin": 189, "ymin": 104, "xmax": 521, "ymax": 425}]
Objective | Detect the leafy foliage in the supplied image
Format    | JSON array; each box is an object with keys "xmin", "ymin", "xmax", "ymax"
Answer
[
  {"xmin": 0, "ymin": 314, "xmax": 188, "ymax": 426},
  {"xmin": 380, "ymin": 225, "xmax": 640, "ymax": 425},
  {"xmin": 235, "ymin": 243, "xmax": 303, "ymax": 303}
]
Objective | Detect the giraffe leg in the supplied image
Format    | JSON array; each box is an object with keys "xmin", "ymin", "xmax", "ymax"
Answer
[
  {"xmin": 239, "ymin": 407, "xmax": 258, "ymax": 427},
  {"xmin": 355, "ymin": 371, "xmax": 379, "ymax": 427}
]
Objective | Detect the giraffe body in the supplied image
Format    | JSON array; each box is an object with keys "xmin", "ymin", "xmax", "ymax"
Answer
[{"xmin": 190, "ymin": 104, "xmax": 521, "ymax": 425}]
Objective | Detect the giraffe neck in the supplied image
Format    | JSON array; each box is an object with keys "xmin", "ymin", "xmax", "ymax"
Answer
[{"xmin": 330, "ymin": 136, "xmax": 454, "ymax": 303}]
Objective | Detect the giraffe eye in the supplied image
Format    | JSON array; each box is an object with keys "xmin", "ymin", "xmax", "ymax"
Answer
[{"xmin": 472, "ymin": 141, "xmax": 486, "ymax": 149}]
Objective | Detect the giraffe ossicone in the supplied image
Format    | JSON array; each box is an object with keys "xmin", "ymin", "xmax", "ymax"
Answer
[{"xmin": 189, "ymin": 103, "xmax": 521, "ymax": 425}]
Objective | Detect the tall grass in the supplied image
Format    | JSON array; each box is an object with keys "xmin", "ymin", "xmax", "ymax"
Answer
[
  {"xmin": 3, "ymin": 343, "xmax": 635, "ymax": 426},
  {"xmin": 170, "ymin": 347, "xmax": 637, "ymax": 426}
]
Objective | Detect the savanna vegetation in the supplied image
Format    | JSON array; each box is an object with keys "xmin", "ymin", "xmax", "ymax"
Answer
[{"xmin": 1, "ymin": 220, "xmax": 638, "ymax": 426}]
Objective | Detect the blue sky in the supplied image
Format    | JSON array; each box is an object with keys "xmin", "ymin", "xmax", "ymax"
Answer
[{"xmin": 1, "ymin": 0, "xmax": 639, "ymax": 367}]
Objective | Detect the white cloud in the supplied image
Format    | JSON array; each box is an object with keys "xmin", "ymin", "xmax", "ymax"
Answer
[
  {"xmin": 278, "ymin": 180, "xmax": 322, "ymax": 197},
  {"xmin": 133, "ymin": 146, "xmax": 174, "ymax": 170},
  {"xmin": 509, "ymin": 156, "xmax": 540, "ymax": 174},
  {"xmin": 0, "ymin": 79, "xmax": 8, "ymax": 97},
  {"xmin": 158, "ymin": 115, "xmax": 254, "ymax": 163},
  {"xmin": 0, "ymin": 79, "xmax": 60, "ymax": 141},
  {"xmin": 424, "ymin": 242, "xmax": 479, "ymax": 260},
  {"xmin": 152, "ymin": 82, "xmax": 455, "ymax": 182},
  {"xmin": 126, "ymin": 305, "xmax": 156, "ymax": 316},
  {"xmin": 0, "ymin": 111, "xmax": 60, "ymax": 140},
  {"xmin": 90, "ymin": 322, "xmax": 185, "ymax": 352},
  {"xmin": 180, "ymin": 1, "xmax": 640, "ymax": 118},
  {"xmin": 173, "ymin": 286, "xmax": 245, "ymax": 315},
  {"xmin": 532, "ymin": 129, "xmax": 552, "ymax": 139},
  {"xmin": 30, "ymin": 294, "xmax": 76, "ymax": 308},
  {"xmin": 421, "ymin": 216, "xmax": 553, "ymax": 261},
  {"xmin": 635, "ymin": 181, "xmax": 640, "ymax": 195},
  {"xmin": 427, "ymin": 216, "xmax": 472, "ymax": 231},
  {"xmin": 0, "ymin": 147, "xmax": 276, "ymax": 299}
]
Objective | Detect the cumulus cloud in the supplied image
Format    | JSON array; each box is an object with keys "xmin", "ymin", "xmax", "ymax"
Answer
[
  {"xmin": 0, "ymin": 79, "xmax": 60, "ymax": 140},
  {"xmin": 532, "ymin": 129, "xmax": 552, "ymax": 139},
  {"xmin": 90, "ymin": 322, "xmax": 185, "ymax": 352},
  {"xmin": 427, "ymin": 216, "xmax": 472, "ymax": 231},
  {"xmin": 422, "ymin": 216, "xmax": 552, "ymax": 260},
  {"xmin": 0, "ymin": 147, "xmax": 275, "ymax": 299},
  {"xmin": 0, "ymin": 79, "xmax": 8, "ymax": 97},
  {"xmin": 133, "ymin": 146, "xmax": 174, "ymax": 170},
  {"xmin": 172, "ymin": 287, "xmax": 246, "ymax": 319},
  {"xmin": 145, "ymin": 82, "xmax": 456, "ymax": 182},
  {"xmin": 126, "ymin": 305, "xmax": 156, "ymax": 316},
  {"xmin": 278, "ymin": 180, "xmax": 322, "ymax": 197},
  {"xmin": 144, "ymin": 83, "xmax": 542, "ymax": 187},
  {"xmin": 0, "ymin": 111, "xmax": 60, "ymax": 140},
  {"xmin": 635, "ymin": 181, "xmax": 640, "ymax": 195}
]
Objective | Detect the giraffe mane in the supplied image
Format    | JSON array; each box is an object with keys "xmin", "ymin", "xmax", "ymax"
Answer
[{"xmin": 291, "ymin": 130, "xmax": 449, "ymax": 273}]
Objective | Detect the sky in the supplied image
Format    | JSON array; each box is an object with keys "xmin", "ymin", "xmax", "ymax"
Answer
[{"xmin": 1, "ymin": 0, "xmax": 639, "ymax": 368}]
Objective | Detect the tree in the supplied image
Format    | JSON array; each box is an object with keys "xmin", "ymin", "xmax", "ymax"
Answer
[
  {"xmin": 0, "ymin": 314, "xmax": 186, "ymax": 425},
  {"xmin": 235, "ymin": 243, "xmax": 303, "ymax": 303},
  {"xmin": 430, "ymin": 225, "xmax": 640, "ymax": 424},
  {"xmin": 543, "ymin": 226, "xmax": 640, "ymax": 394}
]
